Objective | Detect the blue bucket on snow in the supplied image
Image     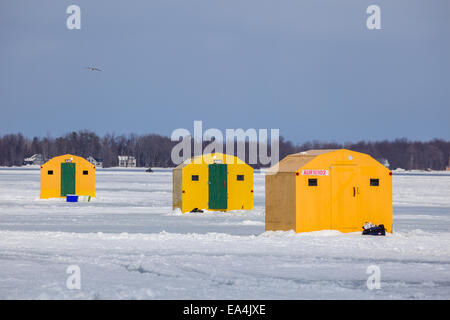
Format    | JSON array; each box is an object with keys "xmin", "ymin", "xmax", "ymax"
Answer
[{"xmin": 66, "ymin": 195, "xmax": 79, "ymax": 202}]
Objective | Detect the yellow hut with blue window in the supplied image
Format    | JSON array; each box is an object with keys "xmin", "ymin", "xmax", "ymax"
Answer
[
  {"xmin": 265, "ymin": 149, "xmax": 392, "ymax": 233},
  {"xmin": 40, "ymin": 154, "xmax": 96, "ymax": 199},
  {"xmin": 173, "ymin": 153, "xmax": 253, "ymax": 213}
]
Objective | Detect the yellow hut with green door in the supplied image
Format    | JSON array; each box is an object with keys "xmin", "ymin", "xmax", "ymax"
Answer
[
  {"xmin": 173, "ymin": 153, "xmax": 253, "ymax": 213},
  {"xmin": 40, "ymin": 154, "xmax": 96, "ymax": 199},
  {"xmin": 265, "ymin": 149, "xmax": 392, "ymax": 233}
]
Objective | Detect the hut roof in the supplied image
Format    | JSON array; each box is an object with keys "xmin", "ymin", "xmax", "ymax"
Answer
[
  {"xmin": 268, "ymin": 149, "xmax": 338, "ymax": 173},
  {"xmin": 174, "ymin": 153, "xmax": 248, "ymax": 170}
]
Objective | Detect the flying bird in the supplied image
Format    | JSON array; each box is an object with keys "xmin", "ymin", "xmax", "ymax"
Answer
[{"xmin": 86, "ymin": 67, "xmax": 102, "ymax": 72}]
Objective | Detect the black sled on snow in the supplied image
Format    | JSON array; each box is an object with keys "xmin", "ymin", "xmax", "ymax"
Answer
[{"xmin": 362, "ymin": 222, "xmax": 386, "ymax": 236}]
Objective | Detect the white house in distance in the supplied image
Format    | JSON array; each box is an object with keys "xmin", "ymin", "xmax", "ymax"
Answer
[
  {"xmin": 24, "ymin": 154, "xmax": 44, "ymax": 165},
  {"xmin": 118, "ymin": 155, "xmax": 136, "ymax": 167},
  {"xmin": 378, "ymin": 158, "xmax": 390, "ymax": 169},
  {"xmin": 87, "ymin": 156, "xmax": 103, "ymax": 168}
]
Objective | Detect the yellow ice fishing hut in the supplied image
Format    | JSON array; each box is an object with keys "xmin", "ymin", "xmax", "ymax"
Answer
[
  {"xmin": 173, "ymin": 153, "xmax": 254, "ymax": 213},
  {"xmin": 265, "ymin": 149, "xmax": 392, "ymax": 233},
  {"xmin": 40, "ymin": 154, "xmax": 96, "ymax": 199}
]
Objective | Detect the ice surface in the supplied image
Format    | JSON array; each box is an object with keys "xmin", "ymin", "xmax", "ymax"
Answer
[{"xmin": 0, "ymin": 168, "xmax": 449, "ymax": 299}]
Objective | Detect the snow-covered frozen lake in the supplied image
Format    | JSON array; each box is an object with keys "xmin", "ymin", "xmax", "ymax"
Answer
[{"xmin": 0, "ymin": 167, "xmax": 449, "ymax": 299}]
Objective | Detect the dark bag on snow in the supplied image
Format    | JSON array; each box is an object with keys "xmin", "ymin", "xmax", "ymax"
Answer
[{"xmin": 362, "ymin": 224, "xmax": 386, "ymax": 236}]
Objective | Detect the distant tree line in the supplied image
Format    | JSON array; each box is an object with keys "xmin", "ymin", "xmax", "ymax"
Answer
[
  {"xmin": 0, "ymin": 131, "xmax": 449, "ymax": 170},
  {"xmin": 0, "ymin": 131, "xmax": 176, "ymax": 168}
]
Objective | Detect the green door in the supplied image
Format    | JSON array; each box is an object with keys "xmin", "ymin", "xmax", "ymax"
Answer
[
  {"xmin": 208, "ymin": 164, "xmax": 227, "ymax": 209},
  {"xmin": 61, "ymin": 163, "xmax": 76, "ymax": 196}
]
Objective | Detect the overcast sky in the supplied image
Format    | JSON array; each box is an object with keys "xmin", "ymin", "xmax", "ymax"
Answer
[{"xmin": 1, "ymin": 0, "xmax": 449, "ymax": 143}]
